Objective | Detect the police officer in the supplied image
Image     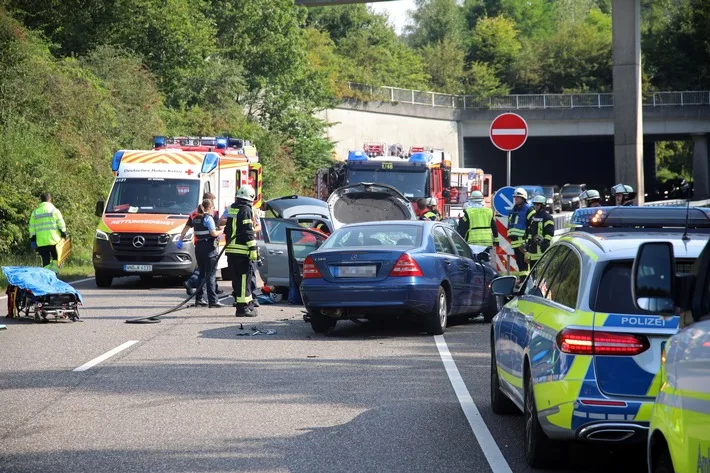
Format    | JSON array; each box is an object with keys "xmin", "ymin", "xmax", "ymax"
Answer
[
  {"xmin": 225, "ymin": 185, "xmax": 258, "ymax": 317},
  {"xmin": 581, "ymin": 189, "xmax": 602, "ymax": 207},
  {"xmin": 191, "ymin": 199, "xmax": 225, "ymax": 308},
  {"xmin": 458, "ymin": 190, "xmax": 498, "ymax": 247},
  {"xmin": 526, "ymin": 195, "xmax": 554, "ymax": 264},
  {"xmin": 420, "ymin": 197, "xmax": 440, "ymax": 221},
  {"xmin": 29, "ymin": 193, "xmax": 67, "ymax": 273},
  {"xmin": 612, "ymin": 183, "xmax": 635, "ymax": 206},
  {"xmin": 508, "ymin": 188, "xmax": 535, "ymax": 275}
]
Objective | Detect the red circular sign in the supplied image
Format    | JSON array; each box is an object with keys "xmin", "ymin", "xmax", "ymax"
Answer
[{"xmin": 489, "ymin": 113, "xmax": 528, "ymax": 151}]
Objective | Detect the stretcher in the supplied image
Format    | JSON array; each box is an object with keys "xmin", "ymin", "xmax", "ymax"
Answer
[{"xmin": 3, "ymin": 266, "xmax": 83, "ymax": 322}]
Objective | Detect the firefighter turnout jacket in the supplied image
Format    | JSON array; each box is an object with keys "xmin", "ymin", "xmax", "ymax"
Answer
[
  {"xmin": 458, "ymin": 205, "xmax": 498, "ymax": 247},
  {"xmin": 29, "ymin": 202, "xmax": 66, "ymax": 247},
  {"xmin": 225, "ymin": 201, "xmax": 256, "ymax": 258},
  {"xmin": 526, "ymin": 209, "xmax": 554, "ymax": 262},
  {"xmin": 507, "ymin": 203, "xmax": 534, "ymax": 249}
]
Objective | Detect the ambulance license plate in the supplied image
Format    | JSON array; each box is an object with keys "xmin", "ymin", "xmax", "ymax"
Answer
[{"xmin": 124, "ymin": 265, "xmax": 152, "ymax": 272}]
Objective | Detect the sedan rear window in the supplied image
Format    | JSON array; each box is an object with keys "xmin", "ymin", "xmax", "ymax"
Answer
[
  {"xmin": 593, "ymin": 261, "xmax": 646, "ymax": 315},
  {"xmin": 322, "ymin": 225, "xmax": 422, "ymax": 249}
]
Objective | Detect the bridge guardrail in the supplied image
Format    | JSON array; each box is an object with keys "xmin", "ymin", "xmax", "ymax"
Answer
[{"xmin": 345, "ymin": 83, "xmax": 710, "ymax": 111}]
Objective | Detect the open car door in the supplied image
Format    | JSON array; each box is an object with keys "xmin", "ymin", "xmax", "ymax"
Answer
[{"xmin": 286, "ymin": 228, "xmax": 328, "ymax": 289}]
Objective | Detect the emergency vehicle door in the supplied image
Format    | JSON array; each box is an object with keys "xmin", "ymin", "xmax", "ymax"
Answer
[
  {"xmin": 249, "ymin": 163, "xmax": 262, "ymax": 209},
  {"xmin": 285, "ymin": 228, "xmax": 327, "ymax": 288}
]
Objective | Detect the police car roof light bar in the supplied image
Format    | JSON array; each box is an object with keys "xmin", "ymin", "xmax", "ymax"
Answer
[{"xmin": 571, "ymin": 206, "xmax": 710, "ymax": 229}]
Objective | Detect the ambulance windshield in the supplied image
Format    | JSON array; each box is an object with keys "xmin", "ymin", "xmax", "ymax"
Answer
[{"xmin": 107, "ymin": 178, "xmax": 200, "ymax": 215}]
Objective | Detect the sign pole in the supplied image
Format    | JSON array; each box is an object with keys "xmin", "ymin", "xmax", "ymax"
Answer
[{"xmin": 506, "ymin": 150, "xmax": 511, "ymax": 187}]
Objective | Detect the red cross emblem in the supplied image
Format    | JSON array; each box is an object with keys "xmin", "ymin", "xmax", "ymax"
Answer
[{"xmin": 186, "ymin": 169, "xmax": 194, "ymax": 176}]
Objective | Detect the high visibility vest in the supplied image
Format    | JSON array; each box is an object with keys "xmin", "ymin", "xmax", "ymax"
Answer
[
  {"xmin": 29, "ymin": 202, "xmax": 66, "ymax": 247},
  {"xmin": 508, "ymin": 204, "xmax": 533, "ymax": 249},
  {"xmin": 464, "ymin": 207, "xmax": 496, "ymax": 246},
  {"xmin": 527, "ymin": 211, "xmax": 554, "ymax": 261},
  {"xmin": 420, "ymin": 211, "xmax": 438, "ymax": 221}
]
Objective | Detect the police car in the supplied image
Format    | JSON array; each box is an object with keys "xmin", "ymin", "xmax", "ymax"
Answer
[
  {"xmin": 631, "ymin": 239, "xmax": 710, "ymax": 473},
  {"xmin": 489, "ymin": 206, "xmax": 710, "ymax": 468}
]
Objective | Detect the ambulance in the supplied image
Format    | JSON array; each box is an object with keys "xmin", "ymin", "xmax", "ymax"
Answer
[{"xmin": 92, "ymin": 136, "xmax": 262, "ymax": 288}]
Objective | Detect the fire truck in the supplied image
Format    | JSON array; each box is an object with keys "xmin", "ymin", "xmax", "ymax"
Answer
[
  {"xmin": 92, "ymin": 136, "xmax": 262, "ymax": 287},
  {"xmin": 315, "ymin": 143, "xmax": 454, "ymax": 217}
]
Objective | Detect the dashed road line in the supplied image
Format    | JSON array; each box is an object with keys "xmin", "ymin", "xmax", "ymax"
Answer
[
  {"xmin": 73, "ymin": 340, "xmax": 138, "ymax": 372},
  {"xmin": 435, "ymin": 335, "xmax": 513, "ymax": 473}
]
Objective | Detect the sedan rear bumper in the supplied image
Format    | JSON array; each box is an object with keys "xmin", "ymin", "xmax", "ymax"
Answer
[{"xmin": 301, "ymin": 279, "xmax": 440, "ymax": 316}]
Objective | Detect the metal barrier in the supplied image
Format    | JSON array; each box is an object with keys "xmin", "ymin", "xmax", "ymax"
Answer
[{"xmin": 345, "ymin": 83, "xmax": 710, "ymax": 111}]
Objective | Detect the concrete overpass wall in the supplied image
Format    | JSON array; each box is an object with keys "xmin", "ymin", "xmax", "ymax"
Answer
[{"xmin": 318, "ymin": 101, "xmax": 460, "ymax": 164}]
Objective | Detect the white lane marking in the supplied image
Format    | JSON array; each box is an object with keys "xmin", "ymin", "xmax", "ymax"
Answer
[
  {"xmin": 491, "ymin": 129, "xmax": 526, "ymax": 136},
  {"xmin": 0, "ymin": 276, "xmax": 94, "ymax": 300},
  {"xmin": 73, "ymin": 340, "xmax": 138, "ymax": 372},
  {"xmin": 435, "ymin": 335, "xmax": 513, "ymax": 473}
]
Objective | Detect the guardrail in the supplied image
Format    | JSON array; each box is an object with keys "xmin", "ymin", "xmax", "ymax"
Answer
[{"xmin": 345, "ymin": 83, "xmax": 710, "ymax": 111}]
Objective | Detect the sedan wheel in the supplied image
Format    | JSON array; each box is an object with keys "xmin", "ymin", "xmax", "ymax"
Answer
[{"xmin": 426, "ymin": 287, "xmax": 447, "ymax": 335}]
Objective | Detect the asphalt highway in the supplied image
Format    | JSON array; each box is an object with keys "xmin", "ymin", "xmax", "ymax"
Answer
[{"xmin": 0, "ymin": 276, "xmax": 647, "ymax": 473}]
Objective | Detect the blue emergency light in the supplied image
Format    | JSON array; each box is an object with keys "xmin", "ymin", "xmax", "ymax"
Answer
[
  {"xmin": 202, "ymin": 152, "xmax": 219, "ymax": 174},
  {"xmin": 153, "ymin": 136, "xmax": 166, "ymax": 148},
  {"xmin": 571, "ymin": 206, "xmax": 710, "ymax": 229},
  {"xmin": 216, "ymin": 138, "xmax": 227, "ymax": 149},
  {"xmin": 111, "ymin": 151, "xmax": 125, "ymax": 172},
  {"xmin": 348, "ymin": 150, "xmax": 368, "ymax": 161},
  {"xmin": 409, "ymin": 152, "xmax": 433, "ymax": 163}
]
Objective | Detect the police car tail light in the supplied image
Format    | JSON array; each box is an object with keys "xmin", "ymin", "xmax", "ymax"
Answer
[
  {"xmin": 556, "ymin": 328, "xmax": 649, "ymax": 356},
  {"xmin": 389, "ymin": 253, "xmax": 423, "ymax": 277},
  {"xmin": 303, "ymin": 256, "xmax": 323, "ymax": 279}
]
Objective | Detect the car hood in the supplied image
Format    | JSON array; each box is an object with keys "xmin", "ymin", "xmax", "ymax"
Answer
[
  {"xmin": 263, "ymin": 196, "xmax": 328, "ymax": 219},
  {"xmin": 326, "ymin": 183, "xmax": 416, "ymax": 230}
]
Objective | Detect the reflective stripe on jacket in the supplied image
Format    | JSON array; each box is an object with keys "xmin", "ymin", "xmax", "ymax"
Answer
[
  {"xmin": 193, "ymin": 214, "xmax": 216, "ymax": 248},
  {"xmin": 225, "ymin": 202, "xmax": 255, "ymax": 255},
  {"xmin": 461, "ymin": 207, "xmax": 498, "ymax": 246},
  {"xmin": 507, "ymin": 203, "xmax": 534, "ymax": 249},
  {"xmin": 29, "ymin": 202, "xmax": 65, "ymax": 247},
  {"xmin": 420, "ymin": 211, "xmax": 439, "ymax": 221},
  {"xmin": 526, "ymin": 211, "xmax": 554, "ymax": 261}
]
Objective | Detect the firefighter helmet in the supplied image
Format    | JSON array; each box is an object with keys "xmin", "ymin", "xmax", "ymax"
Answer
[
  {"xmin": 236, "ymin": 184, "xmax": 256, "ymax": 202},
  {"xmin": 513, "ymin": 188, "xmax": 528, "ymax": 200},
  {"xmin": 582, "ymin": 189, "xmax": 601, "ymax": 201},
  {"xmin": 469, "ymin": 190, "xmax": 484, "ymax": 202},
  {"xmin": 532, "ymin": 195, "xmax": 547, "ymax": 205}
]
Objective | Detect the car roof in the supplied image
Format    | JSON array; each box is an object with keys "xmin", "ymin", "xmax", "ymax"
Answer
[
  {"xmin": 561, "ymin": 231, "xmax": 710, "ymax": 260},
  {"xmin": 338, "ymin": 220, "xmax": 437, "ymax": 229}
]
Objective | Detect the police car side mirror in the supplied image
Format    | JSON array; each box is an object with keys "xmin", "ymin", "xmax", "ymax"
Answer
[
  {"xmin": 491, "ymin": 276, "xmax": 517, "ymax": 296},
  {"xmin": 632, "ymin": 242, "xmax": 676, "ymax": 315},
  {"xmin": 95, "ymin": 200, "xmax": 105, "ymax": 217}
]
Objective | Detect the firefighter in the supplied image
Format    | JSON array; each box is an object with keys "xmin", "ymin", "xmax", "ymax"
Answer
[
  {"xmin": 225, "ymin": 185, "xmax": 258, "ymax": 317},
  {"xmin": 612, "ymin": 183, "xmax": 635, "ymax": 206},
  {"xmin": 458, "ymin": 190, "xmax": 498, "ymax": 247},
  {"xmin": 420, "ymin": 197, "xmax": 440, "ymax": 221},
  {"xmin": 526, "ymin": 195, "xmax": 554, "ymax": 264},
  {"xmin": 581, "ymin": 189, "xmax": 602, "ymax": 207},
  {"xmin": 29, "ymin": 193, "xmax": 67, "ymax": 273},
  {"xmin": 416, "ymin": 198, "xmax": 427, "ymax": 218},
  {"xmin": 508, "ymin": 188, "xmax": 535, "ymax": 275},
  {"xmin": 191, "ymin": 198, "xmax": 225, "ymax": 308}
]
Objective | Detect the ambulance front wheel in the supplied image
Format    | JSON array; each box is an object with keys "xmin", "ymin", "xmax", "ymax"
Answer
[{"xmin": 95, "ymin": 271, "xmax": 113, "ymax": 288}]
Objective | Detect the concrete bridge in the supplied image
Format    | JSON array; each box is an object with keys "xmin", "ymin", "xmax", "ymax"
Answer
[{"xmin": 320, "ymin": 90, "xmax": 710, "ymax": 198}]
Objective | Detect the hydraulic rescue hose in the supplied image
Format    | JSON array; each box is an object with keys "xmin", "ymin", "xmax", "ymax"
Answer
[{"xmin": 125, "ymin": 234, "xmax": 237, "ymax": 324}]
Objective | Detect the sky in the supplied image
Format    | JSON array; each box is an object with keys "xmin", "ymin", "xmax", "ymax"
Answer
[{"xmin": 368, "ymin": 0, "xmax": 416, "ymax": 35}]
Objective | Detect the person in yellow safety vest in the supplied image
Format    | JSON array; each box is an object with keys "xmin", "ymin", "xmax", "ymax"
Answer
[
  {"xmin": 420, "ymin": 197, "xmax": 441, "ymax": 221},
  {"xmin": 508, "ymin": 188, "xmax": 535, "ymax": 276},
  {"xmin": 29, "ymin": 193, "xmax": 67, "ymax": 273},
  {"xmin": 458, "ymin": 190, "xmax": 498, "ymax": 247},
  {"xmin": 526, "ymin": 195, "xmax": 554, "ymax": 264},
  {"xmin": 225, "ymin": 185, "xmax": 258, "ymax": 317},
  {"xmin": 581, "ymin": 189, "xmax": 602, "ymax": 207}
]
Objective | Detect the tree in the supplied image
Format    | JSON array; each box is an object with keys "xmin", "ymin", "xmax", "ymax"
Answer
[
  {"xmin": 465, "ymin": 61, "xmax": 510, "ymax": 97},
  {"xmin": 405, "ymin": 0, "xmax": 467, "ymax": 48},
  {"xmin": 467, "ymin": 15, "xmax": 521, "ymax": 86},
  {"xmin": 498, "ymin": 0, "xmax": 556, "ymax": 39},
  {"xmin": 421, "ymin": 38, "xmax": 467, "ymax": 94}
]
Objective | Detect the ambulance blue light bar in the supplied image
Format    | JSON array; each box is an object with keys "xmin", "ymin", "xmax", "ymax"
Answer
[
  {"xmin": 202, "ymin": 152, "xmax": 219, "ymax": 174},
  {"xmin": 153, "ymin": 136, "xmax": 166, "ymax": 148},
  {"xmin": 571, "ymin": 206, "xmax": 710, "ymax": 229},
  {"xmin": 111, "ymin": 151, "xmax": 125, "ymax": 172},
  {"xmin": 348, "ymin": 150, "xmax": 368, "ymax": 161}
]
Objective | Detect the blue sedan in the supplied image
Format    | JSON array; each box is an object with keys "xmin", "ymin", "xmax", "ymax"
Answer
[{"xmin": 294, "ymin": 220, "xmax": 499, "ymax": 334}]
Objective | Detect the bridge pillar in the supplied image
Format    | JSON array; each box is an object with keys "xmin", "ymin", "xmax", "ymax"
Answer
[
  {"xmin": 612, "ymin": 0, "xmax": 644, "ymax": 204},
  {"xmin": 693, "ymin": 134, "xmax": 710, "ymax": 200}
]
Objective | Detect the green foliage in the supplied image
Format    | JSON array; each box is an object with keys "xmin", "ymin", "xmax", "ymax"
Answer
[
  {"xmin": 656, "ymin": 141, "xmax": 693, "ymax": 182},
  {"xmin": 468, "ymin": 15, "xmax": 521, "ymax": 79},
  {"xmin": 405, "ymin": 0, "xmax": 467, "ymax": 48},
  {"xmin": 421, "ymin": 38, "xmax": 468, "ymax": 94}
]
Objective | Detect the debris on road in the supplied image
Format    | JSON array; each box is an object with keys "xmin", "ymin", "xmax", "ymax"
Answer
[{"xmin": 236, "ymin": 325, "xmax": 277, "ymax": 336}]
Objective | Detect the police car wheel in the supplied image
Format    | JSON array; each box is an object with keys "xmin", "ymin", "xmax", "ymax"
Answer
[
  {"xmin": 425, "ymin": 287, "xmax": 447, "ymax": 335},
  {"xmin": 652, "ymin": 447, "xmax": 674, "ymax": 473},
  {"xmin": 490, "ymin": 344, "xmax": 518, "ymax": 415},
  {"xmin": 310, "ymin": 311, "xmax": 337, "ymax": 334},
  {"xmin": 524, "ymin": 371, "xmax": 568, "ymax": 467}
]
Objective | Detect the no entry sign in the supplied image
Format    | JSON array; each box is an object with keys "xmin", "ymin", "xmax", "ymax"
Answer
[{"xmin": 489, "ymin": 113, "xmax": 528, "ymax": 152}]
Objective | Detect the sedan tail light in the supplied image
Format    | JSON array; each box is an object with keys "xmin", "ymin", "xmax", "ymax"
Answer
[
  {"xmin": 303, "ymin": 255, "xmax": 323, "ymax": 279},
  {"xmin": 389, "ymin": 253, "xmax": 423, "ymax": 277},
  {"xmin": 556, "ymin": 328, "xmax": 649, "ymax": 356}
]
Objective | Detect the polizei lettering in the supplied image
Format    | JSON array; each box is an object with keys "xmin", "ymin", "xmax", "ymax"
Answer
[{"xmin": 619, "ymin": 316, "xmax": 667, "ymax": 327}]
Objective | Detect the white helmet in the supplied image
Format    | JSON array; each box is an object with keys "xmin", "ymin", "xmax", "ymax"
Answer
[
  {"xmin": 236, "ymin": 184, "xmax": 256, "ymax": 202},
  {"xmin": 469, "ymin": 190, "xmax": 484, "ymax": 202},
  {"xmin": 582, "ymin": 189, "xmax": 600, "ymax": 201},
  {"xmin": 531, "ymin": 195, "xmax": 546, "ymax": 205},
  {"xmin": 427, "ymin": 197, "xmax": 438, "ymax": 206},
  {"xmin": 612, "ymin": 183, "xmax": 633, "ymax": 195},
  {"xmin": 513, "ymin": 187, "xmax": 528, "ymax": 200}
]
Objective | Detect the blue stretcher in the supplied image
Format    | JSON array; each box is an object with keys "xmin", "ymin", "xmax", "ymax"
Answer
[{"xmin": 3, "ymin": 266, "xmax": 83, "ymax": 322}]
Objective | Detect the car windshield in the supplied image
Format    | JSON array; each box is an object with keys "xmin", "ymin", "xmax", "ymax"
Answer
[
  {"xmin": 522, "ymin": 186, "xmax": 543, "ymax": 198},
  {"xmin": 562, "ymin": 186, "xmax": 582, "ymax": 197},
  {"xmin": 541, "ymin": 187, "xmax": 555, "ymax": 198},
  {"xmin": 322, "ymin": 224, "xmax": 422, "ymax": 249},
  {"xmin": 593, "ymin": 261, "xmax": 648, "ymax": 315},
  {"xmin": 107, "ymin": 178, "xmax": 199, "ymax": 215},
  {"xmin": 347, "ymin": 169, "xmax": 428, "ymax": 200}
]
